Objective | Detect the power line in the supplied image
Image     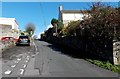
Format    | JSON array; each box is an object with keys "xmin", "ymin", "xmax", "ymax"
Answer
[{"xmin": 39, "ymin": 3, "xmax": 47, "ymax": 31}]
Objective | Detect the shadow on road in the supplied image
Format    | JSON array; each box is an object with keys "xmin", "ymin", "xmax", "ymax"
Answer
[
  {"xmin": 42, "ymin": 41, "xmax": 108, "ymax": 62},
  {"xmin": 43, "ymin": 43, "xmax": 86, "ymax": 59}
]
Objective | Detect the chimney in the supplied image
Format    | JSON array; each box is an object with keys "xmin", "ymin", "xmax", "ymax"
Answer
[{"xmin": 59, "ymin": 5, "xmax": 62, "ymax": 11}]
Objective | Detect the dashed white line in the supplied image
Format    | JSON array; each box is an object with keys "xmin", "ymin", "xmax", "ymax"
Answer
[
  {"xmin": 35, "ymin": 46, "xmax": 38, "ymax": 52},
  {"xmin": 17, "ymin": 58, "xmax": 21, "ymax": 61},
  {"xmin": 4, "ymin": 70, "xmax": 12, "ymax": 75},
  {"xmin": 14, "ymin": 61, "xmax": 19, "ymax": 63},
  {"xmin": 23, "ymin": 64, "xmax": 27, "ymax": 68},
  {"xmin": 26, "ymin": 56, "xmax": 29, "ymax": 58},
  {"xmin": 32, "ymin": 55, "xmax": 35, "ymax": 58},
  {"xmin": 33, "ymin": 41, "xmax": 38, "ymax": 53},
  {"xmin": 26, "ymin": 57, "xmax": 29, "ymax": 60},
  {"xmin": 36, "ymin": 52, "xmax": 39, "ymax": 55},
  {"xmin": 25, "ymin": 60, "xmax": 28, "ymax": 63},
  {"xmin": 19, "ymin": 69, "xmax": 24, "ymax": 75},
  {"xmin": 11, "ymin": 65, "xmax": 16, "ymax": 68}
]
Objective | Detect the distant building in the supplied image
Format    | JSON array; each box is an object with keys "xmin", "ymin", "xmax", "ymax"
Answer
[
  {"xmin": 58, "ymin": 5, "xmax": 91, "ymax": 27},
  {"xmin": 0, "ymin": 18, "xmax": 20, "ymax": 39},
  {"xmin": 23, "ymin": 31, "xmax": 29, "ymax": 36}
]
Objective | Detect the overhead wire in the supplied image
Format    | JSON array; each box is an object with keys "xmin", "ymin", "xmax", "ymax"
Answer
[{"xmin": 39, "ymin": 3, "xmax": 47, "ymax": 31}]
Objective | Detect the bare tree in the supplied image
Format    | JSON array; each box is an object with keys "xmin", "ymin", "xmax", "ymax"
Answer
[{"xmin": 25, "ymin": 23, "xmax": 35, "ymax": 37}]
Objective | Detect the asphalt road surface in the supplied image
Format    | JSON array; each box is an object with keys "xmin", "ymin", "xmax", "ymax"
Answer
[
  {"xmin": 2, "ymin": 42, "xmax": 38, "ymax": 77},
  {"xmin": 2, "ymin": 40, "xmax": 119, "ymax": 78}
]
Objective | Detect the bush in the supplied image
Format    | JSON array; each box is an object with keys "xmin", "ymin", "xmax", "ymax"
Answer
[
  {"xmin": 64, "ymin": 20, "xmax": 80, "ymax": 36},
  {"xmin": 61, "ymin": 3, "xmax": 119, "ymax": 40}
]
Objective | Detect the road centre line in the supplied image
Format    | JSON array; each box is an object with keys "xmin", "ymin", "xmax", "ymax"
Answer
[
  {"xmin": 19, "ymin": 69, "xmax": 24, "ymax": 75},
  {"xmin": 4, "ymin": 70, "xmax": 12, "ymax": 75},
  {"xmin": 14, "ymin": 60, "xmax": 19, "ymax": 64},
  {"xmin": 23, "ymin": 64, "xmax": 27, "ymax": 68},
  {"xmin": 17, "ymin": 58, "xmax": 21, "ymax": 61},
  {"xmin": 11, "ymin": 65, "xmax": 16, "ymax": 68},
  {"xmin": 25, "ymin": 60, "xmax": 28, "ymax": 63},
  {"xmin": 33, "ymin": 40, "xmax": 38, "ymax": 53}
]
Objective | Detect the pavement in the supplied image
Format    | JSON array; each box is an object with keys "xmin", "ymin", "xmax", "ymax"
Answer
[
  {"xmin": 2, "ymin": 41, "xmax": 39, "ymax": 77},
  {"xmin": 1, "ymin": 40, "xmax": 119, "ymax": 78}
]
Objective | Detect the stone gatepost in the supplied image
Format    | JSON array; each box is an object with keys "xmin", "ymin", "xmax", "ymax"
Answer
[{"xmin": 113, "ymin": 40, "xmax": 120, "ymax": 65}]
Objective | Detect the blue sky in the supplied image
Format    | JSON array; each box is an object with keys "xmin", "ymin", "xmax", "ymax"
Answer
[{"xmin": 2, "ymin": 2, "xmax": 118, "ymax": 38}]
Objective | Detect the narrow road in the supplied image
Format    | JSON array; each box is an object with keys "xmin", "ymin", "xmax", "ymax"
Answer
[
  {"xmin": 34, "ymin": 40, "xmax": 119, "ymax": 77},
  {"xmin": 2, "ymin": 40, "xmax": 119, "ymax": 78}
]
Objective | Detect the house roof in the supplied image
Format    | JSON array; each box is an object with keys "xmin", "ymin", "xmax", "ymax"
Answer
[{"xmin": 61, "ymin": 10, "xmax": 90, "ymax": 14}]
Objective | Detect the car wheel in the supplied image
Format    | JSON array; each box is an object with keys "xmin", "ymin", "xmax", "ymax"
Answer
[{"xmin": 16, "ymin": 43, "xmax": 19, "ymax": 46}]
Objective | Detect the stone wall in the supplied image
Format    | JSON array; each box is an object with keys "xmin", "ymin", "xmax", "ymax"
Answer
[
  {"xmin": 113, "ymin": 41, "xmax": 120, "ymax": 65},
  {"xmin": 0, "ymin": 40, "xmax": 14, "ymax": 58}
]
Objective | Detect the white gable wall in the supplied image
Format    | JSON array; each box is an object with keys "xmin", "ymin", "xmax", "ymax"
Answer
[
  {"xmin": 62, "ymin": 13, "xmax": 86, "ymax": 27},
  {"xmin": 0, "ymin": 18, "xmax": 19, "ymax": 39},
  {"xmin": 62, "ymin": 13, "xmax": 84, "ymax": 21}
]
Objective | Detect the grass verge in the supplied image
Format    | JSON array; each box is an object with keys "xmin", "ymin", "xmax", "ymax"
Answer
[{"xmin": 86, "ymin": 59, "xmax": 120, "ymax": 74}]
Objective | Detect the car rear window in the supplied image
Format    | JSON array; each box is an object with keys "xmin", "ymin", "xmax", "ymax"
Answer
[{"xmin": 19, "ymin": 36, "xmax": 29, "ymax": 38}]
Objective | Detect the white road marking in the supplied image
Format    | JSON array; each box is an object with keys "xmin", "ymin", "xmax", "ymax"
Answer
[
  {"xmin": 33, "ymin": 41, "xmax": 38, "ymax": 52},
  {"xmin": 17, "ymin": 58, "xmax": 21, "ymax": 61},
  {"xmin": 35, "ymin": 46, "xmax": 38, "ymax": 52},
  {"xmin": 11, "ymin": 65, "xmax": 16, "ymax": 68},
  {"xmin": 19, "ymin": 69, "xmax": 24, "ymax": 75},
  {"xmin": 36, "ymin": 52, "xmax": 39, "ymax": 55},
  {"xmin": 23, "ymin": 64, "xmax": 27, "ymax": 68},
  {"xmin": 14, "ymin": 61, "xmax": 19, "ymax": 63},
  {"xmin": 26, "ymin": 57, "xmax": 30, "ymax": 61},
  {"xmin": 27, "ymin": 56, "xmax": 29, "ymax": 58},
  {"xmin": 4, "ymin": 70, "xmax": 12, "ymax": 75},
  {"xmin": 32, "ymin": 55, "xmax": 35, "ymax": 58},
  {"xmin": 25, "ymin": 60, "xmax": 28, "ymax": 63}
]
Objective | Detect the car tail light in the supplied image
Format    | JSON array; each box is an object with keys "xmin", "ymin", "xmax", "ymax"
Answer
[
  {"xmin": 18, "ymin": 38, "xmax": 21, "ymax": 41},
  {"xmin": 26, "ymin": 38, "xmax": 29, "ymax": 40}
]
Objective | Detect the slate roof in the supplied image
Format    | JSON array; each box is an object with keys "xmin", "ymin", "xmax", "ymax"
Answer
[{"xmin": 61, "ymin": 10, "xmax": 90, "ymax": 14}]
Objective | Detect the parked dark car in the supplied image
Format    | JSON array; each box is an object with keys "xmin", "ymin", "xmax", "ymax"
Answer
[{"xmin": 16, "ymin": 35, "xmax": 30, "ymax": 46}]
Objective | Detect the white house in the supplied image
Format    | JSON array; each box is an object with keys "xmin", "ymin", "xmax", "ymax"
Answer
[
  {"xmin": 0, "ymin": 18, "xmax": 20, "ymax": 39},
  {"xmin": 58, "ymin": 5, "xmax": 90, "ymax": 27}
]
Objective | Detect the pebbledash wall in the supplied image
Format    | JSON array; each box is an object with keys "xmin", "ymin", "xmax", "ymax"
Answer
[{"xmin": 0, "ymin": 18, "xmax": 20, "ymax": 39}]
